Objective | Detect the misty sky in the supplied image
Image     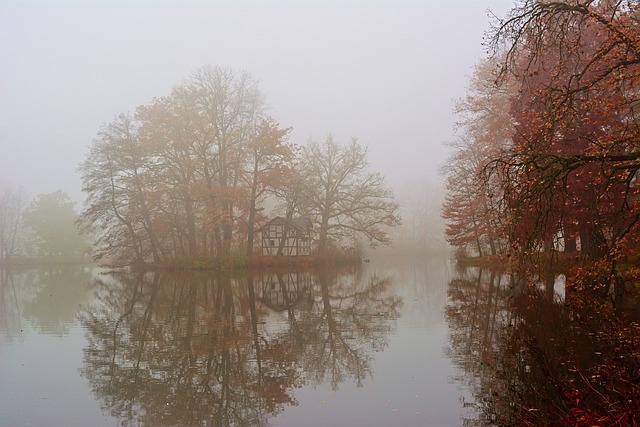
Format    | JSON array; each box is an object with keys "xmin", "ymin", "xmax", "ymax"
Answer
[{"xmin": 0, "ymin": 0, "xmax": 512, "ymax": 205}]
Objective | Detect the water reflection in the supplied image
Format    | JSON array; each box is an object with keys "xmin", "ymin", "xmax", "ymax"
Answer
[
  {"xmin": 0, "ymin": 269, "xmax": 21, "ymax": 342},
  {"xmin": 0, "ymin": 267, "xmax": 93, "ymax": 339},
  {"xmin": 80, "ymin": 267, "xmax": 401, "ymax": 426},
  {"xmin": 445, "ymin": 266, "xmax": 513, "ymax": 426},
  {"xmin": 445, "ymin": 265, "xmax": 630, "ymax": 426}
]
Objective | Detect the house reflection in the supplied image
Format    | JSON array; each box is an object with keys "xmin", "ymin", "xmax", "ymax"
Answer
[{"xmin": 260, "ymin": 271, "xmax": 313, "ymax": 312}]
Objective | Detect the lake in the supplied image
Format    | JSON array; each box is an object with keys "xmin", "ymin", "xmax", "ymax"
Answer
[{"xmin": 0, "ymin": 258, "xmax": 502, "ymax": 427}]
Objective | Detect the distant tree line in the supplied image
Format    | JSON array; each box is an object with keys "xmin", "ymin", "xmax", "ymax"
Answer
[
  {"xmin": 78, "ymin": 65, "xmax": 400, "ymax": 267},
  {"xmin": 0, "ymin": 184, "xmax": 26, "ymax": 260},
  {"xmin": 0, "ymin": 187, "xmax": 88, "ymax": 261},
  {"xmin": 442, "ymin": 0, "xmax": 640, "ymax": 266}
]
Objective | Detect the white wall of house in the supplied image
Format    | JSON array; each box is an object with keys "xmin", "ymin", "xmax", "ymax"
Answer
[{"xmin": 261, "ymin": 225, "xmax": 310, "ymax": 256}]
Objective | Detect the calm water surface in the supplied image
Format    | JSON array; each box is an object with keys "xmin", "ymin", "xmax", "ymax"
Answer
[{"xmin": 0, "ymin": 258, "xmax": 489, "ymax": 426}]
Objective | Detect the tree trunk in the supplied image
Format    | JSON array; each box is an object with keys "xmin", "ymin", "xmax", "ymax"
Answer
[
  {"xmin": 563, "ymin": 220, "xmax": 577, "ymax": 253},
  {"xmin": 564, "ymin": 236, "xmax": 577, "ymax": 253},
  {"xmin": 318, "ymin": 215, "xmax": 329, "ymax": 256},
  {"xmin": 488, "ymin": 236, "xmax": 497, "ymax": 256},
  {"xmin": 246, "ymin": 204, "xmax": 256, "ymax": 257},
  {"xmin": 246, "ymin": 157, "xmax": 260, "ymax": 257},
  {"xmin": 579, "ymin": 226, "xmax": 608, "ymax": 259}
]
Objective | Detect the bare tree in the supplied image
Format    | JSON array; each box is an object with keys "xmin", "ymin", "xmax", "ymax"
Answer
[
  {"xmin": 300, "ymin": 137, "xmax": 400, "ymax": 255},
  {"xmin": 79, "ymin": 114, "xmax": 161, "ymax": 265}
]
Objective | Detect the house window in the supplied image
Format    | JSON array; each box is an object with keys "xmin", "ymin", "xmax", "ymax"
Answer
[{"xmin": 270, "ymin": 239, "xmax": 275, "ymax": 247}]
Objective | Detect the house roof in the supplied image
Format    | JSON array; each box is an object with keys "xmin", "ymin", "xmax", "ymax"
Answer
[
  {"xmin": 258, "ymin": 216, "xmax": 312, "ymax": 232},
  {"xmin": 291, "ymin": 217, "xmax": 312, "ymax": 231}
]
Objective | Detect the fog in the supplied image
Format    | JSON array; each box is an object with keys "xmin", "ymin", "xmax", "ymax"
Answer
[{"xmin": 0, "ymin": 0, "xmax": 511, "ymax": 204}]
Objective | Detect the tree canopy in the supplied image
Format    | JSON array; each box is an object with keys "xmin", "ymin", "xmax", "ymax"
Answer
[
  {"xmin": 300, "ymin": 137, "xmax": 400, "ymax": 254},
  {"xmin": 443, "ymin": 0, "xmax": 640, "ymax": 263},
  {"xmin": 79, "ymin": 65, "xmax": 400, "ymax": 266}
]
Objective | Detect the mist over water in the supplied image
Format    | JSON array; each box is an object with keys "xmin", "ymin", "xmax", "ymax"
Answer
[
  {"xmin": 0, "ymin": 259, "xmax": 490, "ymax": 427},
  {"xmin": 0, "ymin": 1, "xmax": 512, "ymax": 204}
]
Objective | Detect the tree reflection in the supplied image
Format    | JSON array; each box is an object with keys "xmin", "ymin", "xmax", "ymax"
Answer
[
  {"xmin": 447, "ymin": 266, "xmax": 640, "ymax": 426},
  {"xmin": 0, "ymin": 267, "xmax": 93, "ymax": 339},
  {"xmin": 80, "ymin": 267, "xmax": 401, "ymax": 426},
  {"xmin": 265, "ymin": 269, "xmax": 402, "ymax": 390},
  {"xmin": 445, "ymin": 266, "xmax": 512, "ymax": 426},
  {"xmin": 22, "ymin": 267, "xmax": 93, "ymax": 335},
  {"xmin": 0, "ymin": 268, "xmax": 21, "ymax": 341}
]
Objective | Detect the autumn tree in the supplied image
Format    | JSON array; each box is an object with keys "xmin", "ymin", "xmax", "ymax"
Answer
[
  {"xmin": 134, "ymin": 66, "xmax": 264, "ymax": 260},
  {"xmin": 81, "ymin": 66, "xmax": 398, "ymax": 266},
  {"xmin": 272, "ymin": 168, "xmax": 308, "ymax": 256},
  {"xmin": 299, "ymin": 137, "xmax": 400, "ymax": 255},
  {"xmin": 488, "ymin": 0, "xmax": 640, "ymax": 260},
  {"xmin": 80, "ymin": 66, "xmax": 266, "ymax": 266},
  {"xmin": 187, "ymin": 65, "xmax": 265, "ymax": 256},
  {"xmin": 442, "ymin": 58, "xmax": 514, "ymax": 257},
  {"xmin": 242, "ymin": 118, "xmax": 294, "ymax": 256},
  {"xmin": 136, "ymin": 87, "xmax": 205, "ymax": 261}
]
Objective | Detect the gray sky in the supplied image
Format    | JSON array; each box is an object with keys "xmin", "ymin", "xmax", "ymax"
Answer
[{"xmin": 0, "ymin": 0, "xmax": 512, "ymax": 205}]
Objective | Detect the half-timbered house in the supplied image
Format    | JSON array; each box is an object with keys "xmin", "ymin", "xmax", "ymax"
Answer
[{"xmin": 258, "ymin": 216, "xmax": 312, "ymax": 256}]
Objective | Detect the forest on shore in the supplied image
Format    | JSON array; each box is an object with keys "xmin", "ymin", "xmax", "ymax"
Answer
[{"xmin": 441, "ymin": 2, "xmax": 640, "ymax": 425}]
